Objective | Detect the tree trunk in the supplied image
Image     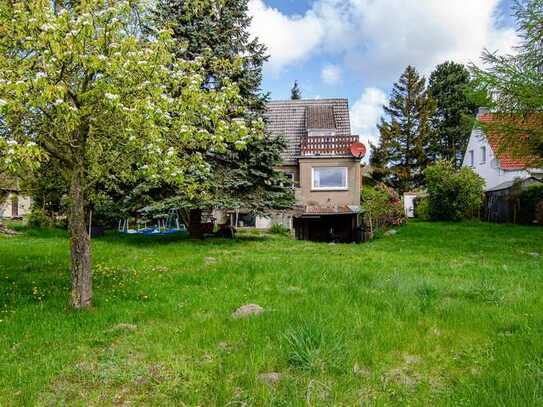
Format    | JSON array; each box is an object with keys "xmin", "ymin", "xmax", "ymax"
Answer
[
  {"xmin": 68, "ymin": 169, "xmax": 92, "ymax": 309},
  {"xmin": 188, "ymin": 208, "xmax": 203, "ymax": 239}
]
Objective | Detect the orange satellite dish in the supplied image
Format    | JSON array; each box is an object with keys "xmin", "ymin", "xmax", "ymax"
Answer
[{"xmin": 350, "ymin": 142, "xmax": 367, "ymax": 158}]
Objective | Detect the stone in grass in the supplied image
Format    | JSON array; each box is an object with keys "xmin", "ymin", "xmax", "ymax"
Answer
[
  {"xmin": 111, "ymin": 323, "xmax": 137, "ymax": 332},
  {"xmin": 530, "ymin": 252, "xmax": 540, "ymax": 258},
  {"xmin": 385, "ymin": 229, "xmax": 398, "ymax": 236},
  {"xmin": 258, "ymin": 372, "xmax": 282, "ymax": 386},
  {"xmin": 232, "ymin": 304, "xmax": 264, "ymax": 318}
]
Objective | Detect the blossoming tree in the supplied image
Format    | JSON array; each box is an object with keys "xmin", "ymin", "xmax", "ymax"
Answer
[{"xmin": 0, "ymin": 0, "xmax": 255, "ymax": 308}]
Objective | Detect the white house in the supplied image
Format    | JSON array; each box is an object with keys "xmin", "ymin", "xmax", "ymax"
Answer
[
  {"xmin": 0, "ymin": 177, "xmax": 32, "ymax": 219},
  {"xmin": 462, "ymin": 112, "xmax": 543, "ymax": 190}
]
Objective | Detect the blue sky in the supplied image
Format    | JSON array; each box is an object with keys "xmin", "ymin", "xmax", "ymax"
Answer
[{"xmin": 248, "ymin": 0, "xmax": 519, "ymax": 147}]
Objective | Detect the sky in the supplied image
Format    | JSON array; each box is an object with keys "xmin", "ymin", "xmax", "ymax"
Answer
[{"xmin": 248, "ymin": 0, "xmax": 519, "ymax": 150}]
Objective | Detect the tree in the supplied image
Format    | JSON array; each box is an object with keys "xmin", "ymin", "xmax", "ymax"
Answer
[
  {"xmin": 470, "ymin": 0, "xmax": 543, "ymax": 165},
  {"xmin": 372, "ymin": 66, "xmax": 436, "ymax": 193},
  {"xmin": 428, "ymin": 62, "xmax": 477, "ymax": 167},
  {"xmin": 147, "ymin": 0, "xmax": 294, "ymax": 237},
  {"xmin": 291, "ymin": 81, "xmax": 302, "ymax": 100},
  {"xmin": 0, "ymin": 0, "xmax": 251, "ymax": 308},
  {"xmin": 424, "ymin": 161, "xmax": 484, "ymax": 221}
]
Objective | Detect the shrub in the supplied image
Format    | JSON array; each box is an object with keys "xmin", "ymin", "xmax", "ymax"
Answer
[
  {"xmin": 536, "ymin": 201, "xmax": 543, "ymax": 224},
  {"xmin": 28, "ymin": 207, "xmax": 53, "ymax": 229},
  {"xmin": 415, "ymin": 197, "xmax": 431, "ymax": 220},
  {"xmin": 361, "ymin": 183, "xmax": 406, "ymax": 238},
  {"xmin": 270, "ymin": 223, "xmax": 289, "ymax": 235},
  {"xmin": 519, "ymin": 184, "xmax": 543, "ymax": 223},
  {"xmin": 424, "ymin": 161, "xmax": 484, "ymax": 221}
]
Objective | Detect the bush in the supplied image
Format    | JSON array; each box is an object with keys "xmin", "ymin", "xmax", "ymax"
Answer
[
  {"xmin": 520, "ymin": 184, "xmax": 543, "ymax": 223},
  {"xmin": 415, "ymin": 197, "xmax": 431, "ymax": 220},
  {"xmin": 270, "ymin": 223, "xmax": 289, "ymax": 235},
  {"xmin": 28, "ymin": 207, "xmax": 53, "ymax": 229},
  {"xmin": 361, "ymin": 183, "xmax": 406, "ymax": 238},
  {"xmin": 536, "ymin": 201, "xmax": 543, "ymax": 224},
  {"xmin": 424, "ymin": 161, "xmax": 484, "ymax": 221}
]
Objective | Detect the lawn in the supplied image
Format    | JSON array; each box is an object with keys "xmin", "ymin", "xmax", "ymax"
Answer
[{"xmin": 1, "ymin": 221, "xmax": 543, "ymax": 406}]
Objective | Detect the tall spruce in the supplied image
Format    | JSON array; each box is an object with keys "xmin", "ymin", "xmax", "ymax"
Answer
[
  {"xmin": 428, "ymin": 62, "xmax": 477, "ymax": 167},
  {"xmin": 372, "ymin": 66, "xmax": 436, "ymax": 193},
  {"xmin": 291, "ymin": 81, "xmax": 302, "ymax": 100},
  {"xmin": 149, "ymin": 0, "xmax": 294, "ymax": 237}
]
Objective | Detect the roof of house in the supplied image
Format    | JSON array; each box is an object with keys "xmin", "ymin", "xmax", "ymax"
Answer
[
  {"xmin": 0, "ymin": 175, "xmax": 18, "ymax": 192},
  {"xmin": 265, "ymin": 99, "xmax": 352, "ymax": 163},
  {"xmin": 479, "ymin": 113, "xmax": 536, "ymax": 171},
  {"xmin": 306, "ymin": 105, "xmax": 337, "ymax": 130},
  {"xmin": 486, "ymin": 176, "xmax": 542, "ymax": 192}
]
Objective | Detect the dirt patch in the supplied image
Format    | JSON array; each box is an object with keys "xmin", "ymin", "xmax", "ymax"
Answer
[{"xmin": 232, "ymin": 304, "xmax": 264, "ymax": 318}]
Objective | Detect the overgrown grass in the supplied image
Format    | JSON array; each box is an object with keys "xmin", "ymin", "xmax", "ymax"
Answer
[{"xmin": 1, "ymin": 221, "xmax": 542, "ymax": 405}]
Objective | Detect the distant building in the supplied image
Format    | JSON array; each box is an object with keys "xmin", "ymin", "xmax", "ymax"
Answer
[
  {"xmin": 0, "ymin": 177, "xmax": 32, "ymax": 219},
  {"xmin": 462, "ymin": 112, "xmax": 543, "ymax": 190}
]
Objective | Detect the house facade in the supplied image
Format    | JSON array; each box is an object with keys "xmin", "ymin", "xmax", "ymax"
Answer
[
  {"xmin": 463, "ymin": 112, "xmax": 543, "ymax": 190},
  {"xmin": 247, "ymin": 98, "xmax": 364, "ymax": 242}
]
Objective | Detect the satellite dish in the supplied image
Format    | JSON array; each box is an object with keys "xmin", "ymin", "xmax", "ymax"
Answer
[{"xmin": 350, "ymin": 142, "xmax": 367, "ymax": 158}]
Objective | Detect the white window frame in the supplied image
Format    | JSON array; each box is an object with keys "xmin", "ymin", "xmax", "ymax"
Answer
[
  {"xmin": 311, "ymin": 167, "xmax": 349, "ymax": 191},
  {"xmin": 480, "ymin": 146, "xmax": 486, "ymax": 164},
  {"xmin": 468, "ymin": 150, "xmax": 474, "ymax": 167}
]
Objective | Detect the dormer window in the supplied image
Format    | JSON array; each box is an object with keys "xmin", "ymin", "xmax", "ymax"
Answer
[
  {"xmin": 480, "ymin": 146, "xmax": 486, "ymax": 164},
  {"xmin": 468, "ymin": 150, "xmax": 474, "ymax": 167}
]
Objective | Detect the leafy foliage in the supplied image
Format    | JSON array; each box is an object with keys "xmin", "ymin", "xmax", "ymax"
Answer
[
  {"xmin": 372, "ymin": 66, "xmax": 436, "ymax": 193},
  {"xmin": 470, "ymin": 0, "xmax": 543, "ymax": 165},
  {"xmin": 0, "ymin": 0, "xmax": 254, "ymax": 307},
  {"xmin": 424, "ymin": 161, "xmax": 484, "ymax": 221},
  {"xmin": 361, "ymin": 183, "xmax": 405, "ymax": 238},
  {"xmin": 428, "ymin": 62, "xmax": 477, "ymax": 167}
]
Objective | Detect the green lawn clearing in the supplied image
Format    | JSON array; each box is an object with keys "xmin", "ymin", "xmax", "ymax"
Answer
[{"xmin": 1, "ymin": 221, "xmax": 543, "ymax": 406}]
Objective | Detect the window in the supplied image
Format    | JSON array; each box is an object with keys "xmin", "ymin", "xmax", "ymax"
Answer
[
  {"xmin": 468, "ymin": 150, "xmax": 474, "ymax": 167},
  {"xmin": 312, "ymin": 167, "xmax": 348, "ymax": 190},
  {"xmin": 480, "ymin": 146, "xmax": 486, "ymax": 164}
]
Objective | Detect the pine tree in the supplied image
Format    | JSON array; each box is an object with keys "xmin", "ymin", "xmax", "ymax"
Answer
[
  {"xmin": 149, "ymin": 0, "xmax": 294, "ymax": 236},
  {"xmin": 428, "ymin": 62, "xmax": 477, "ymax": 167},
  {"xmin": 291, "ymin": 81, "xmax": 302, "ymax": 100},
  {"xmin": 150, "ymin": 0, "xmax": 269, "ymax": 114},
  {"xmin": 372, "ymin": 66, "xmax": 436, "ymax": 193}
]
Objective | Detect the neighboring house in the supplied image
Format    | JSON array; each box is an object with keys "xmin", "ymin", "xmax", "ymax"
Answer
[
  {"xmin": 463, "ymin": 112, "xmax": 543, "ymax": 190},
  {"xmin": 233, "ymin": 98, "xmax": 363, "ymax": 242},
  {"xmin": 0, "ymin": 177, "xmax": 32, "ymax": 219}
]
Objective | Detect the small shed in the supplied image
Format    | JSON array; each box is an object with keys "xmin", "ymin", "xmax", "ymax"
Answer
[{"xmin": 484, "ymin": 177, "xmax": 543, "ymax": 224}]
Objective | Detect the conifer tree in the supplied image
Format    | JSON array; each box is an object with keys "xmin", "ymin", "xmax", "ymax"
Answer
[
  {"xmin": 291, "ymin": 81, "xmax": 302, "ymax": 100},
  {"xmin": 372, "ymin": 66, "xmax": 436, "ymax": 193},
  {"xmin": 428, "ymin": 62, "xmax": 477, "ymax": 167},
  {"xmin": 150, "ymin": 0, "xmax": 293, "ymax": 236}
]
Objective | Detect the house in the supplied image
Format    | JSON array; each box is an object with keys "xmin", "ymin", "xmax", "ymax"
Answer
[
  {"xmin": 247, "ymin": 98, "xmax": 364, "ymax": 242},
  {"xmin": 0, "ymin": 177, "xmax": 32, "ymax": 219},
  {"xmin": 463, "ymin": 111, "xmax": 543, "ymax": 190}
]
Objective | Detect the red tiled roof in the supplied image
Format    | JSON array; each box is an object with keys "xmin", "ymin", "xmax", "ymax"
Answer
[{"xmin": 479, "ymin": 113, "xmax": 533, "ymax": 170}]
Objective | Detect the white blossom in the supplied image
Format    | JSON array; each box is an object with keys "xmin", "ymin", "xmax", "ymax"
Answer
[
  {"xmin": 0, "ymin": 99, "xmax": 7, "ymax": 107},
  {"xmin": 105, "ymin": 93, "xmax": 119, "ymax": 101}
]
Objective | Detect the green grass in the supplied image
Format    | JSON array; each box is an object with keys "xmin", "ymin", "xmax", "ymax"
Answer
[{"xmin": 1, "ymin": 221, "xmax": 542, "ymax": 406}]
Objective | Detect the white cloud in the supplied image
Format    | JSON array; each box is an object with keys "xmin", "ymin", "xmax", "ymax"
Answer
[
  {"xmin": 350, "ymin": 88, "xmax": 387, "ymax": 151},
  {"xmin": 250, "ymin": 0, "xmax": 519, "ymax": 83},
  {"xmin": 321, "ymin": 64, "xmax": 342, "ymax": 85},
  {"xmin": 248, "ymin": 0, "xmax": 324, "ymax": 75}
]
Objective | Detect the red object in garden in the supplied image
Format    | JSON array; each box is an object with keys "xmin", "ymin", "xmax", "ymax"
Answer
[{"xmin": 350, "ymin": 142, "xmax": 367, "ymax": 158}]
